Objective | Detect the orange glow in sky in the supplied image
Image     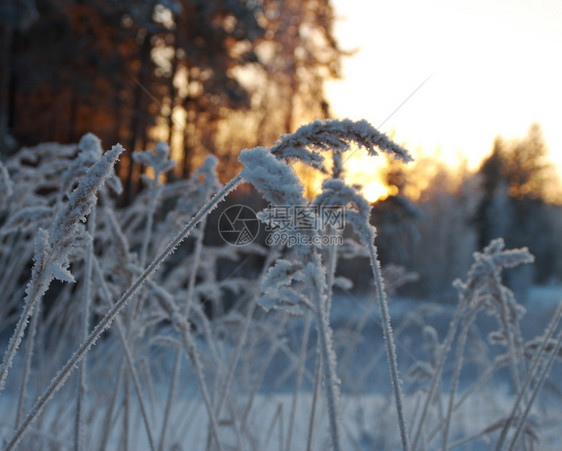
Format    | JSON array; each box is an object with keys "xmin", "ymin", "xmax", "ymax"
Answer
[{"xmin": 326, "ymin": 0, "xmax": 562, "ymax": 197}]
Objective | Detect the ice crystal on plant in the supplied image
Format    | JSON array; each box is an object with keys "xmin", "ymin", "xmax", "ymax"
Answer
[
  {"xmin": 1, "ymin": 206, "xmax": 54, "ymax": 235},
  {"xmin": 0, "ymin": 161, "xmax": 13, "ymax": 209},
  {"xmin": 456, "ymin": 238, "xmax": 534, "ymax": 310},
  {"xmin": 133, "ymin": 141, "xmax": 176, "ymax": 183},
  {"xmin": 259, "ymin": 259, "xmax": 312, "ymax": 314},
  {"xmin": 47, "ymin": 144, "xmax": 124, "ymax": 281},
  {"xmin": 314, "ymin": 179, "xmax": 375, "ymax": 245},
  {"xmin": 166, "ymin": 156, "xmax": 222, "ymax": 226},
  {"xmin": 239, "ymin": 147, "xmax": 305, "ymax": 206},
  {"xmin": 59, "ymin": 133, "xmax": 122, "ymax": 198},
  {"xmin": 270, "ymin": 119, "xmax": 412, "ymax": 173}
]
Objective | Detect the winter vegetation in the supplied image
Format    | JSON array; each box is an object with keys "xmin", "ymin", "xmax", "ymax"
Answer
[
  {"xmin": 0, "ymin": 119, "xmax": 560, "ymax": 451},
  {"xmin": 1, "ymin": 1, "xmax": 562, "ymax": 450}
]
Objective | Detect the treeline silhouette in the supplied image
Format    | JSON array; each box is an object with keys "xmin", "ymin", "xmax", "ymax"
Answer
[
  {"xmin": 367, "ymin": 123, "xmax": 562, "ymax": 299},
  {"xmin": 2, "ymin": 2, "xmax": 561, "ymax": 298},
  {"xmin": 0, "ymin": 0, "xmax": 343, "ymax": 200}
]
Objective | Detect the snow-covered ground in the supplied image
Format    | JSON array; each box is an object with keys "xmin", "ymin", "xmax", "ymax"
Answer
[{"xmin": 1, "ymin": 286, "xmax": 560, "ymax": 450}]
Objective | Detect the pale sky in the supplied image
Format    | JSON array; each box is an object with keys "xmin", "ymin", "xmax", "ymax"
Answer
[{"xmin": 326, "ymin": 0, "xmax": 562, "ymax": 176}]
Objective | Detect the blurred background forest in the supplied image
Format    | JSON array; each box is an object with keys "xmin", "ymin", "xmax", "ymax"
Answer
[{"xmin": 1, "ymin": 0, "xmax": 562, "ymax": 301}]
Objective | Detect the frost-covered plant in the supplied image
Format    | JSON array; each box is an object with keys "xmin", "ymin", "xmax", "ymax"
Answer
[
  {"xmin": 164, "ymin": 156, "xmax": 222, "ymax": 227},
  {"xmin": 4, "ymin": 142, "xmax": 78, "ymax": 210},
  {"xmin": 57, "ymin": 133, "xmax": 122, "ymax": 204},
  {"xmin": 0, "ymin": 160, "xmax": 13, "ymax": 210},
  {"xmin": 240, "ymin": 120, "xmax": 413, "ymax": 451},
  {"xmin": 71, "ymin": 133, "xmax": 115, "ymax": 450},
  {"xmin": 440, "ymin": 240, "xmax": 534, "ymax": 449},
  {"xmin": 0, "ymin": 143, "xmax": 124, "ymax": 394},
  {"xmin": 8, "ymin": 119, "xmax": 408, "ymax": 450},
  {"xmin": 269, "ymin": 118, "xmax": 412, "ymax": 171},
  {"xmin": 133, "ymin": 141, "xmax": 176, "ymax": 267},
  {"xmin": 496, "ymin": 302, "xmax": 562, "ymax": 450},
  {"xmin": 239, "ymin": 146, "xmax": 348, "ymax": 449},
  {"xmin": 5, "ymin": 119, "xmax": 559, "ymax": 451},
  {"xmin": 410, "ymin": 238, "xmax": 537, "ymax": 450}
]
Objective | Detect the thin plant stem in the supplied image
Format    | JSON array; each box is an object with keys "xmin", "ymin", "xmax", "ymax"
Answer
[
  {"xmin": 240, "ymin": 317, "xmax": 289, "ymax": 431},
  {"xmin": 179, "ymin": 329, "xmax": 224, "ymax": 451},
  {"xmin": 311, "ymin": 267, "xmax": 343, "ymax": 450},
  {"xmin": 447, "ymin": 427, "xmax": 493, "ymax": 450},
  {"xmin": 122, "ymin": 370, "xmax": 129, "ymax": 451},
  {"xmin": 302, "ymin": 240, "xmax": 344, "ymax": 451},
  {"xmin": 98, "ymin": 361, "xmax": 125, "ymax": 451},
  {"xmin": 0, "ymin": 267, "xmax": 52, "ymax": 394},
  {"xmin": 427, "ymin": 357, "xmax": 503, "ymax": 443},
  {"xmin": 442, "ymin": 320, "xmax": 470, "ymax": 450},
  {"xmin": 75, "ymin": 206, "xmax": 96, "ymax": 451},
  {"xmin": 158, "ymin": 349, "xmax": 181, "ymax": 451},
  {"xmin": 5, "ymin": 174, "xmax": 243, "ymax": 450},
  {"xmin": 306, "ymin": 229, "xmax": 339, "ymax": 451},
  {"xmin": 499, "ymin": 290, "xmax": 523, "ymax": 396},
  {"xmin": 1, "ymin": 145, "xmax": 123, "ymax": 396},
  {"xmin": 15, "ymin": 297, "xmax": 41, "ymax": 428},
  {"xmin": 285, "ymin": 311, "xmax": 312, "ymax": 451},
  {"xmin": 507, "ymin": 331, "xmax": 562, "ymax": 451},
  {"xmin": 92, "ymin": 256, "xmax": 157, "ymax": 451},
  {"xmin": 264, "ymin": 403, "xmax": 283, "ymax": 451},
  {"xmin": 411, "ymin": 298, "xmax": 463, "ymax": 451},
  {"xmin": 366, "ymin": 240, "xmax": 410, "ymax": 451},
  {"xmin": 495, "ymin": 301, "xmax": 562, "ymax": 450},
  {"xmin": 324, "ymin": 227, "xmax": 339, "ymax": 315},
  {"xmin": 140, "ymin": 181, "xmax": 161, "ymax": 268},
  {"xmin": 158, "ymin": 219, "xmax": 207, "ymax": 451},
  {"xmin": 215, "ymin": 248, "xmax": 279, "ymax": 420}
]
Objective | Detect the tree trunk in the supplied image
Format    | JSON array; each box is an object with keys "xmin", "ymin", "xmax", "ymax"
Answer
[
  {"xmin": 167, "ymin": 30, "xmax": 178, "ymax": 148},
  {"xmin": 1, "ymin": 26, "xmax": 14, "ymax": 157},
  {"xmin": 181, "ymin": 66, "xmax": 192, "ymax": 178},
  {"xmin": 125, "ymin": 32, "xmax": 151, "ymax": 203}
]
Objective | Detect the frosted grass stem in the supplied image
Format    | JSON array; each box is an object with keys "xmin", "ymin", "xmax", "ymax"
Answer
[
  {"xmin": 179, "ymin": 329, "xmax": 224, "ymax": 451},
  {"xmin": 98, "ymin": 361, "xmax": 125, "ymax": 451},
  {"xmin": 139, "ymin": 181, "xmax": 160, "ymax": 268},
  {"xmin": 92, "ymin": 256, "xmax": 156, "ymax": 451},
  {"xmin": 442, "ymin": 320, "xmax": 470, "ymax": 450},
  {"xmin": 214, "ymin": 248, "xmax": 279, "ymax": 421},
  {"xmin": 4, "ymin": 174, "xmax": 243, "ymax": 450},
  {"xmin": 305, "ymin": 230, "xmax": 339, "ymax": 451},
  {"xmin": 306, "ymin": 355, "xmax": 322, "ymax": 451},
  {"xmin": 122, "ymin": 371, "xmax": 130, "ymax": 451},
  {"xmin": 158, "ymin": 219, "xmax": 206, "ymax": 451},
  {"xmin": 507, "ymin": 331, "xmax": 562, "ymax": 451},
  {"xmin": 411, "ymin": 299, "xmax": 463, "ymax": 450},
  {"xmin": 157, "ymin": 350, "xmax": 181, "ymax": 451},
  {"xmin": 75, "ymin": 206, "xmax": 96, "ymax": 451},
  {"xmin": 1, "ymin": 144, "xmax": 123, "ymax": 396},
  {"xmin": 428, "ymin": 344, "xmax": 503, "ymax": 443},
  {"xmin": 285, "ymin": 311, "xmax": 312, "ymax": 451},
  {"xmin": 366, "ymin": 240, "xmax": 410, "ymax": 450},
  {"xmin": 324, "ymin": 228, "xmax": 339, "ymax": 315},
  {"xmin": 495, "ymin": 301, "xmax": 562, "ymax": 450},
  {"xmin": 310, "ymin": 252, "xmax": 343, "ymax": 451},
  {"xmin": 15, "ymin": 296, "xmax": 41, "ymax": 428},
  {"xmin": 0, "ymin": 261, "xmax": 52, "ymax": 393},
  {"xmin": 499, "ymin": 291, "xmax": 523, "ymax": 396},
  {"xmin": 0, "ymin": 237, "xmax": 31, "ymax": 315},
  {"xmin": 264, "ymin": 403, "xmax": 283, "ymax": 451},
  {"xmin": 240, "ymin": 317, "xmax": 289, "ymax": 430}
]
